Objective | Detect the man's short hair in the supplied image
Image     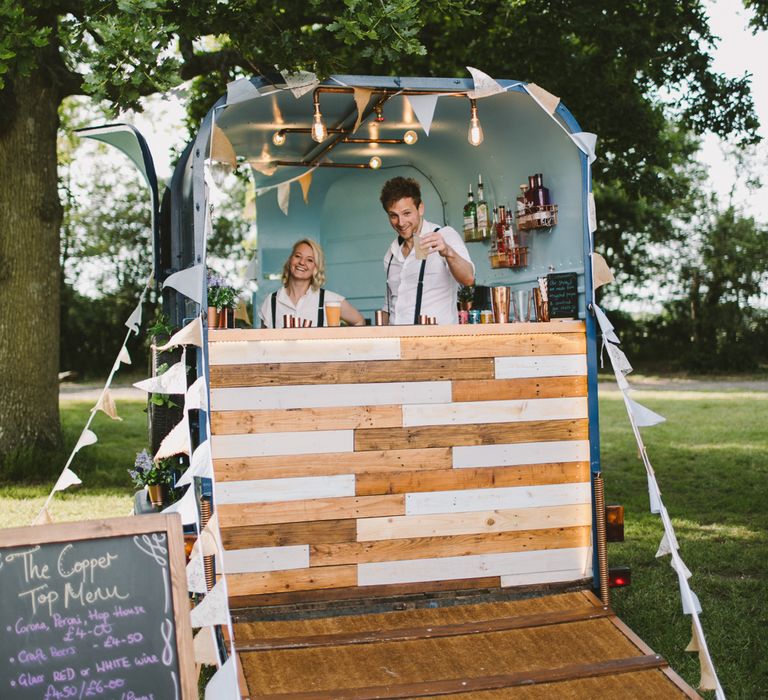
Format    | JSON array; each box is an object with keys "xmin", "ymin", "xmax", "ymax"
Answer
[{"xmin": 380, "ymin": 177, "xmax": 422, "ymax": 211}]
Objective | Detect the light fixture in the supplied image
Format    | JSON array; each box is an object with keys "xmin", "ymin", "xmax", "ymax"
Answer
[
  {"xmin": 272, "ymin": 131, "xmax": 286, "ymax": 146},
  {"xmin": 374, "ymin": 104, "xmax": 385, "ymax": 122},
  {"xmin": 311, "ymin": 92, "xmax": 327, "ymax": 142},
  {"xmin": 368, "ymin": 156, "xmax": 382, "ymax": 169},
  {"xmin": 403, "ymin": 129, "xmax": 418, "ymax": 145},
  {"xmin": 467, "ymin": 99, "xmax": 484, "ymax": 147}
]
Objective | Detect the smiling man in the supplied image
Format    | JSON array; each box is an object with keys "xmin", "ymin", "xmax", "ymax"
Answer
[{"xmin": 380, "ymin": 177, "xmax": 475, "ymax": 325}]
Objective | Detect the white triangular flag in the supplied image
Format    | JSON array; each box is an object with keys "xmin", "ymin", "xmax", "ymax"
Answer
[
  {"xmin": 54, "ymin": 467, "xmax": 82, "ymax": 492},
  {"xmin": 155, "ymin": 413, "xmax": 191, "ymax": 459},
  {"xmin": 118, "ymin": 346, "xmax": 132, "ymax": 365},
  {"xmin": 588, "ymin": 193, "xmax": 598, "ymax": 234},
  {"xmin": 670, "ymin": 552, "xmax": 693, "ymax": 581},
  {"xmin": 157, "ymin": 318, "xmax": 204, "ymax": 350},
  {"xmin": 193, "ymin": 627, "xmax": 220, "ymax": 666},
  {"xmin": 592, "ymin": 252, "xmax": 614, "ymax": 289},
  {"xmin": 689, "ymin": 620, "xmax": 721, "ymax": 692},
  {"xmin": 211, "ymin": 125, "xmax": 237, "ymax": 167},
  {"xmin": 204, "ymin": 655, "xmax": 239, "ymax": 699},
  {"xmin": 655, "ymin": 532, "xmax": 672, "ymax": 557},
  {"xmin": 277, "ymin": 181, "xmax": 290, "ymax": 215},
  {"xmin": 187, "ymin": 551, "xmax": 209, "ymax": 594},
  {"xmin": 279, "ymin": 68, "xmax": 319, "ymax": 99},
  {"xmin": 190, "ymin": 580, "xmax": 231, "ymax": 627},
  {"xmin": 133, "ymin": 359, "xmax": 188, "ymax": 395},
  {"xmin": 200, "ymin": 513, "xmax": 222, "ymax": 558},
  {"xmin": 176, "ymin": 440, "xmax": 213, "ymax": 488},
  {"xmin": 405, "ymin": 94, "xmax": 438, "ymax": 136},
  {"xmin": 352, "ymin": 87, "xmax": 374, "ymax": 132},
  {"xmin": 592, "ymin": 304, "xmax": 620, "ymax": 344},
  {"xmin": 125, "ymin": 301, "xmax": 143, "ymax": 334},
  {"xmin": 94, "ymin": 389, "xmax": 122, "ymax": 421},
  {"xmin": 626, "ymin": 395, "xmax": 666, "ymax": 427},
  {"xmin": 647, "ymin": 473, "xmax": 661, "ymax": 514},
  {"xmin": 163, "ymin": 483, "xmax": 198, "ymax": 526},
  {"xmin": 525, "ymin": 82, "xmax": 560, "ymax": 115},
  {"xmin": 73, "ymin": 428, "xmax": 98, "ymax": 454},
  {"xmin": 605, "ymin": 342, "xmax": 633, "ymax": 376},
  {"xmin": 226, "ymin": 77, "xmax": 260, "ymax": 106},
  {"xmin": 185, "ymin": 376, "xmax": 209, "ymax": 412},
  {"xmin": 571, "ymin": 131, "xmax": 598, "ymax": 164},
  {"xmin": 677, "ymin": 576, "xmax": 702, "ymax": 615},
  {"xmin": 163, "ymin": 264, "xmax": 205, "ymax": 305},
  {"xmin": 466, "ymin": 66, "xmax": 504, "ymax": 98}
]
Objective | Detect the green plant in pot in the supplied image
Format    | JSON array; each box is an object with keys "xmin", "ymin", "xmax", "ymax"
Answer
[
  {"xmin": 458, "ymin": 284, "xmax": 475, "ymax": 311},
  {"xmin": 129, "ymin": 449, "xmax": 175, "ymax": 507},
  {"xmin": 207, "ymin": 269, "xmax": 239, "ymax": 328}
]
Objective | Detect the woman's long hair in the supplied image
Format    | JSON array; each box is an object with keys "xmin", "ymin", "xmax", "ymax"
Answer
[{"xmin": 281, "ymin": 238, "xmax": 326, "ymax": 290}]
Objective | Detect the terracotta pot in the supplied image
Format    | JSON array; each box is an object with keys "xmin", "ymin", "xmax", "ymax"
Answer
[
  {"xmin": 459, "ymin": 300, "xmax": 473, "ymax": 311},
  {"xmin": 147, "ymin": 483, "xmax": 165, "ymax": 507},
  {"xmin": 217, "ymin": 307, "xmax": 230, "ymax": 328},
  {"xmin": 208, "ymin": 306, "xmax": 218, "ymax": 327}
]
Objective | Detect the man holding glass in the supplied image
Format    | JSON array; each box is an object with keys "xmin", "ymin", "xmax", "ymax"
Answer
[{"xmin": 380, "ymin": 177, "xmax": 475, "ymax": 325}]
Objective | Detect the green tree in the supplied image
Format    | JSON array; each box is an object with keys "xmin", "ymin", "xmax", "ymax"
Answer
[{"xmin": 0, "ymin": 0, "xmax": 467, "ymax": 462}]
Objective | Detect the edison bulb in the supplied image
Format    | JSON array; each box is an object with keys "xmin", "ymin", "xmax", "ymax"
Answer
[
  {"xmin": 403, "ymin": 130, "xmax": 418, "ymax": 145},
  {"xmin": 369, "ymin": 155, "xmax": 382, "ymax": 170},
  {"xmin": 468, "ymin": 115, "xmax": 484, "ymax": 146},
  {"xmin": 311, "ymin": 112, "xmax": 327, "ymax": 142},
  {"xmin": 272, "ymin": 131, "xmax": 286, "ymax": 146}
]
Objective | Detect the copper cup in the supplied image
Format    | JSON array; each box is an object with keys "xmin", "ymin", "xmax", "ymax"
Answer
[{"xmin": 491, "ymin": 286, "xmax": 511, "ymax": 323}]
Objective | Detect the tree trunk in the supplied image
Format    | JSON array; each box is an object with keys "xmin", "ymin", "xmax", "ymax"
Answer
[{"xmin": 0, "ymin": 68, "xmax": 62, "ymax": 460}]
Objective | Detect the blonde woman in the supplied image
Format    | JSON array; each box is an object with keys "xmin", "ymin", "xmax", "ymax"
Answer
[{"xmin": 259, "ymin": 238, "xmax": 365, "ymax": 328}]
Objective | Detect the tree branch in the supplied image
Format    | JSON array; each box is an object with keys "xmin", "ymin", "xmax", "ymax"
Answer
[{"xmin": 179, "ymin": 48, "xmax": 246, "ymax": 81}]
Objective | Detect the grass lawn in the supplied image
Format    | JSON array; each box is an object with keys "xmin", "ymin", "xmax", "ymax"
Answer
[{"xmin": 1, "ymin": 389, "xmax": 766, "ymax": 696}]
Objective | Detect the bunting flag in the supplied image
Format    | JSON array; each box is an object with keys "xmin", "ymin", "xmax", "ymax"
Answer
[
  {"xmin": 592, "ymin": 252, "xmax": 614, "ymax": 289},
  {"xmin": 405, "ymin": 94, "xmax": 439, "ymax": 136},
  {"xmin": 655, "ymin": 532, "xmax": 673, "ymax": 557},
  {"xmin": 158, "ymin": 317, "xmax": 204, "ymax": 351},
  {"xmin": 277, "ymin": 181, "xmax": 290, "ymax": 215},
  {"xmin": 163, "ymin": 264, "xmax": 205, "ymax": 305},
  {"xmin": 688, "ymin": 620, "xmax": 721, "ymax": 693},
  {"xmin": 466, "ymin": 66, "xmax": 504, "ymax": 98},
  {"xmin": 625, "ymin": 396, "xmax": 666, "ymax": 427},
  {"xmin": 352, "ymin": 87, "xmax": 374, "ymax": 132},
  {"xmin": 118, "ymin": 346, "xmax": 132, "ymax": 365},
  {"xmin": 226, "ymin": 77, "xmax": 260, "ymax": 106},
  {"xmin": 32, "ymin": 506, "xmax": 53, "ymax": 525},
  {"xmin": 234, "ymin": 299, "xmax": 251, "ymax": 326},
  {"xmin": 185, "ymin": 376, "xmax": 209, "ymax": 412},
  {"xmin": 133, "ymin": 358, "xmax": 188, "ymax": 395},
  {"xmin": 53, "ymin": 467, "xmax": 82, "ymax": 492},
  {"xmin": 211, "ymin": 125, "xmax": 237, "ymax": 167},
  {"xmin": 204, "ymin": 656, "xmax": 240, "ymax": 699},
  {"xmin": 588, "ymin": 193, "xmax": 598, "ymax": 234},
  {"xmin": 279, "ymin": 68, "xmax": 319, "ymax": 98},
  {"xmin": 190, "ymin": 580, "xmax": 230, "ymax": 627},
  {"xmin": 154, "ymin": 413, "xmax": 191, "ymax": 459},
  {"xmin": 73, "ymin": 428, "xmax": 98, "ymax": 454},
  {"xmin": 94, "ymin": 389, "xmax": 122, "ymax": 421},
  {"xmin": 177, "ymin": 440, "xmax": 213, "ymax": 488},
  {"xmin": 187, "ymin": 550, "xmax": 209, "ymax": 594},
  {"xmin": 592, "ymin": 304, "xmax": 621, "ymax": 344},
  {"xmin": 647, "ymin": 473, "xmax": 662, "ymax": 514},
  {"xmin": 125, "ymin": 300, "xmax": 143, "ymax": 334},
  {"xmin": 163, "ymin": 483, "xmax": 199, "ymax": 526},
  {"xmin": 525, "ymin": 83, "xmax": 561, "ymax": 115},
  {"xmin": 200, "ymin": 513, "xmax": 222, "ymax": 557},
  {"xmin": 571, "ymin": 131, "xmax": 598, "ymax": 164},
  {"xmin": 249, "ymin": 160, "xmax": 278, "ymax": 177},
  {"xmin": 298, "ymin": 170, "xmax": 313, "ymax": 204},
  {"xmin": 193, "ymin": 627, "xmax": 221, "ymax": 666}
]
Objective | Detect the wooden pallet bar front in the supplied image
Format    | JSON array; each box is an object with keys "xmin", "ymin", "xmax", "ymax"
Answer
[{"xmin": 208, "ymin": 323, "xmax": 595, "ymax": 604}]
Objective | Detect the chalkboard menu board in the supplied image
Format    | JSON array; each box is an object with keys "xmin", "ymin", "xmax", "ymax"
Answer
[
  {"xmin": 0, "ymin": 514, "xmax": 195, "ymax": 699},
  {"xmin": 547, "ymin": 272, "xmax": 579, "ymax": 319}
]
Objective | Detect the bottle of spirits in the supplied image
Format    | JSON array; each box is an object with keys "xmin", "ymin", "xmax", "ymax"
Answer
[
  {"xmin": 476, "ymin": 174, "xmax": 490, "ymax": 240},
  {"xmin": 463, "ymin": 185, "xmax": 477, "ymax": 241},
  {"xmin": 532, "ymin": 173, "xmax": 550, "ymax": 206},
  {"xmin": 496, "ymin": 205, "xmax": 508, "ymax": 254}
]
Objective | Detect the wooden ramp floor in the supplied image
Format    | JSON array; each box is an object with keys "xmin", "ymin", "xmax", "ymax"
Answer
[{"xmin": 234, "ymin": 590, "xmax": 699, "ymax": 699}]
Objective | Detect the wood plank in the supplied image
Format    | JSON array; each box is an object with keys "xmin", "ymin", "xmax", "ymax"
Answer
[
  {"xmin": 218, "ymin": 494, "xmax": 405, "ymax": 528},
  {"xmin": 211, "ymin": 405, "xmax": 402, "ymax": 435},
  {"xmin": 402, "ymin": 397, "xmax": 588, "ymax": 427},
  {"xmin": 227, "ymin": 564, "xmax": 357, "ymax": 597},
  {"xmin": 452, "ymin": 375, "xmax": 587, "ymax": 402},
  {"xmin": 228, "ymin": 576, "xmax": 502, "ymax": 609},
  {"xmin": 310, "ymin": 525, "xmax": 592, "ymax": 566},
  {"xmin": 236, "ymin": 604, "xmax": 612, "ymax": 651},
  {"xmin": 401, "ymin": 333, "xmax": 585, "ymax": 360},
  {"xmin": 208, "ymin": 337, "xmax": 401, "ymax": 365},
  {"xmin": 357, "ymin": 503, "xmax": 593, "ymax": 541},
  {"xmin": 215, "ymin": 474, "xmax": 356, "ymax": 506},
  {"xmin": 220, "ymin": 519, "xmax": 357, "ymax": 550},
  {"xmin": 356, "ymin": 462, "xmax": 590, "ymax": 496},
  {"xmin": 495, "ymin": 354, "xmax": 587, "ymax": 378},
  {"xmin": 245, "ymin": 655, "xmax": 667, "ymax": 700},
  {"xmin": 210, "ymin": 357, "xmax": 494, "ymax": 388},
  {"xmin": 453, "ymin": 440, "xmax": 591, "ymax": 469},
  {"xmin": 212, "ymin": 430, "xmax": 353, "ymax": 459},
  {"xmin": 501, "ymin": 568, "xmax": 593, "ymax": 588},
  {"xmin": 213, "ymin": 448, "xmax": 453, "ymax": 482},
  {"xmin": 404, "ymin": 483, "xmax": 591, "ymax": 516},
  {"xmin": 357, "ymin": 546, "xmax": 592, "ymax": 586},
  {"xmin": 211, "ymin": 381, "xmax": 452, "ymax": 411},
  {"xmin": 224, "ymin": 544, "xmax": 309, "ymax": 574},
  {"xmin": 354, "ymin": 418, "xmax": 589, "ymax": 451}
]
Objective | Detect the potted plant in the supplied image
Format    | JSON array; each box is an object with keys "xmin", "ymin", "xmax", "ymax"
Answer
[
  {"xmin": 129, "ymin": 449, "xmax": 175, "ymax": 507},
  {"xmin": 458, "ymin": 284, "xmax": 475, "ymax": 311},
  {"xmin": 207, "ymin": 269, "xmax": 239, "ymax": 328}
]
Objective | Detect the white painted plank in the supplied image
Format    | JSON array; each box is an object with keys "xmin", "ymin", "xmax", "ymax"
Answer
[
  {"xmin": 453, "ymin": 440, "xmax": 591, "ymax": 469},
  {"xmin": 403, "ymin": 397, "xmax": 588, "ymax": 427},
  {"xmin": 211, "ymin": 430, "xmax": 353, "ymax": 458},
  {"xmin": 358, "ymin": 546, "xmax": 592, "ymax": 586},
  {"xmin": 405, "ymin": 483, "xmax": 591, "ymax": 515},
  {"xmin": 223, "ymin": 545, "xmax": 310, "ymax": 574},
  {"xmin": 495, "ymin": 354, "xmax": 587, "ymax": 379},
  {"xmin": 357, "ymin": 504, "xmax": 592, "ymax": 541},
  {"xmin": 215, "ymin": 474, "xmax": 355, "ymax": 505},
  {"xmin": 210, "ymin": 381, "xmax": 452, "ymax": 411},
  {"xmin": 208, "ymin": 337, "xmax": 401, "ymax": 365},
  {"xmin": 501, "ymin": 563, "xmax": 593, "ymax": 588}
]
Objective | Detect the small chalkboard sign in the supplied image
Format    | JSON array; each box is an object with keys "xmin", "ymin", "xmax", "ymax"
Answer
[
  {"xmin": 0, "ymin": 514, "xmax": 195, "ymax": 699},
  {"xmin": 547, "ymin": 272, "xmax": 579, "ymax": 319}
]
